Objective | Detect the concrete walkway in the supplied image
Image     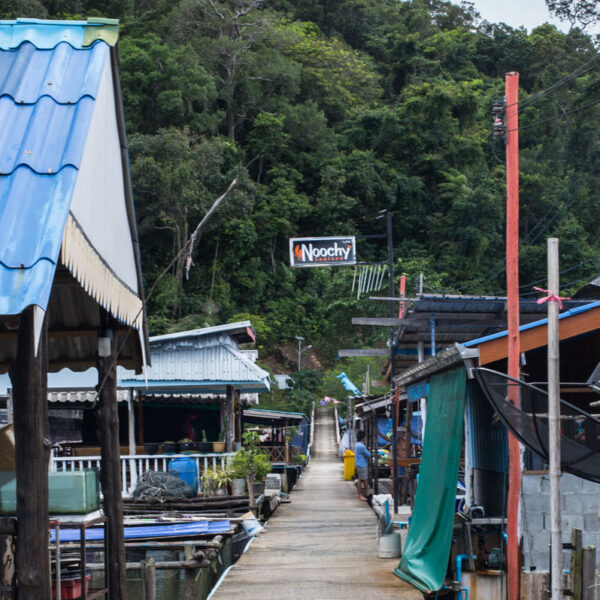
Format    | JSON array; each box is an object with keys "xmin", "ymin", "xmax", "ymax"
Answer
[{"xmin": 211, "ymin": 407, "xmax": 421, "ymax": 600}]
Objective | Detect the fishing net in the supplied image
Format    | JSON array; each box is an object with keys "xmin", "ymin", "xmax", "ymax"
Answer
[
  {"xmin": 132, "ymin": 470, "xmax": 195, "ymax": 503},
  {"xmin": 474, "ymin": 367, "xmax": 600, "ymax": 483}
]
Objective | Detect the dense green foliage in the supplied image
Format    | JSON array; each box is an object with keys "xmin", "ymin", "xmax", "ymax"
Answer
[{"xmin": 8, "ymin": 0, "xmax": 600, "ymax": 373}]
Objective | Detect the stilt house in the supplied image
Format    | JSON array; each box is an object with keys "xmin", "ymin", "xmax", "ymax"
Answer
[{"xmin": 0, "ymin": 18, "xmax": 148, "ymax": 599}]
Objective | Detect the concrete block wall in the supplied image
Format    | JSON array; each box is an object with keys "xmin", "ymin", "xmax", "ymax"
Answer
[{"xmin": 522, "ymin": 473, "xmax": 600, "ymax": 570}]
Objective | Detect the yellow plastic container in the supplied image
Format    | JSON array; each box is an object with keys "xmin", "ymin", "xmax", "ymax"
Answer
[{"xmin": 343, "ymin": 449, "xmax": 355, "ymax": 480}]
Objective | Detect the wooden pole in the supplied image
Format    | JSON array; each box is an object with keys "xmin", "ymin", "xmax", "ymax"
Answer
[
  {"xmin": 547, "ymin": 238, "xmax": 562, "ymax": 600},
  {"xmin": 183, "ymin": 543, "xmax": 195, "ymax": 600},
  {"xmin": 141, "ymin": 557, "xmax": 155, "ymax": 600},
  {"xmin": 9, "ymin": 307, "xmax": 50, "ymax": 600},
  {"xmin": 128, "ymin": 389, "xmax": 136, "ymax": 456},
  {"xmin": 234, "ymin": 390, "xmax": 241, "ymax": 445},
  {"xmin": 225, "ymin": 385, "xmax": 233, "ymax": 452},
  {"xmin": 505, "ymin": 70, "xmax": 521, "ymax": 600},
  {"xmin": 387, "ymin": 209, "xmax": 398, "ymax": 513},
  {"xmin": 571, "ymin": 529, "xmax": 583, "ymax": 600},
  {"xmin": 136, "ymin": 389, "xmax": 144, "ymax": 444},
  {"xmin": 581, "ymin": 545, "xmax": 596, "ymax": 600},
  {"xmin": 96, "ymin": 321, "xmax": 128, "ymax": 600}
]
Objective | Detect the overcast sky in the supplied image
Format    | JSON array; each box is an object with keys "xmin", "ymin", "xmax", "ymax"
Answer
[{"xmin": 464, "ymin": 0, "xmax": 569, "ymax": 32}]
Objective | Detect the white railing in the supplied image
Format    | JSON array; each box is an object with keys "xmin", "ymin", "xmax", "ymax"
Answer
[{"xmin": 50, "ymin": 452, "xmax": 235, "ymax": 497}]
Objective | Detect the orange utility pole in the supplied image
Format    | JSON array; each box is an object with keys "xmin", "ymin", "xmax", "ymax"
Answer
[{"xmin": 505, "ymin": 71, "xmax": 521, "ymax": 600}]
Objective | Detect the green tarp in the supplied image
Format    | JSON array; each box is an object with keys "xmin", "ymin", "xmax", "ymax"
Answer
[{"xmin": 394, "ymin": 367, "xmax": 467, "ymax": 593}]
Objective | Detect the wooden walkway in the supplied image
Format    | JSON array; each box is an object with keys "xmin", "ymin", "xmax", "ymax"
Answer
[{"xmin": 211, "ymin": 407, "xmax": 422, "ymax": 600}]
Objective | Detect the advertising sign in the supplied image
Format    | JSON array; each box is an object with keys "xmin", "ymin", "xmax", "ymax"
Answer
[{"xmin": 289, "ymin": 236, "xmax": 356, "ymax": 268}]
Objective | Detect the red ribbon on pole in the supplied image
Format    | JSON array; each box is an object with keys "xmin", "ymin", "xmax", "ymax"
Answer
[{"xmin": 533, "ymin": 286, "xmax": 570, "ymax": 309}]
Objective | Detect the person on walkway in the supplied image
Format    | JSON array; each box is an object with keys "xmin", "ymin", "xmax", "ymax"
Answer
[{"xmin": 355, "ymin": 430, "xmax": 371, "ymax": 501}]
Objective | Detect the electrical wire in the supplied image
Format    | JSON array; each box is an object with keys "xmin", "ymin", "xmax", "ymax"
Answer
[
  {"xmin": 502, "ymin": 51, "xmax": 600, "ymax": 118},
  {"xmin": 507, "ymin": 95, "xmax": 600, "ymax": 134},
  {"xmin": 519, "ymin": 250, "xmax": 600, "ymax": 290}
]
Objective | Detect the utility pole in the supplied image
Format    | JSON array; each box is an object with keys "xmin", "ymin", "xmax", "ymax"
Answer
[
  {"xmin": 505, "ymin": 71, "xmax": 521, "ymax": 600},
  {"xmin": 295, "ymin": 336, "xmax": 304, "ymax": 372},
  {"xmin": 386, "ymin": 210, "xmax": 398, "ymax": 513},
  {"xmin": 547, "ymin": 238, "xmax": 562, "ymax": 599}
]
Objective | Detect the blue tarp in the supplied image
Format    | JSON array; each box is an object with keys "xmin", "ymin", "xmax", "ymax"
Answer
[{"xmin": 50, "ymin": 520, "xmax": 231, "ymax": 543}]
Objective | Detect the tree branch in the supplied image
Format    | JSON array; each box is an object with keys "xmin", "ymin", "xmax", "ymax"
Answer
[{"xmin": 185, "ymin": 177, "xmax": 239, "ymax": 279}]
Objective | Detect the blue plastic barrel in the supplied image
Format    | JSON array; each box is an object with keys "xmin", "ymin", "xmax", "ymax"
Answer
[{"xmin": 168, "ymin": 457, "xmax": 199, "ymax": 493}]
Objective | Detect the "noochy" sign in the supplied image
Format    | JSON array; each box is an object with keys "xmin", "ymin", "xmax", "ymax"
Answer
[{"xmin": 289, "ymin": 237, "xmax": 356, "ymax": 268}]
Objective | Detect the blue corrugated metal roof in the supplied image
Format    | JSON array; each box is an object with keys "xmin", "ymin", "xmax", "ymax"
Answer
[
  {"xmin": 0, "ymin": 41, "xmax": 107, "ymax": 104},
  {"xmin": 120, "ymin": 344, "xmax": 270, "ymax": 393},
  {"xmin": 0, "ymin": 21, "xmax": 88, "ymax": 50},
  {"xmin": 0, "ymin": 21, "xmax": 111, "ymax": 315},
  {"xmin": 0, "ymin": 18, "xmax": 119, "ymax": 50},
  {"xmin": 463, "ymin": 300, "xmax": 600, "ymax": 347}
]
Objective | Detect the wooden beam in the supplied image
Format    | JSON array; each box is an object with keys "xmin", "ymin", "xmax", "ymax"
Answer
[
  {"xmin": 479, "ymin": 306, "xmax": 600, "ymax": 365},
  {"xmin": 352, "ymin": 317, "xmax": 405, "ymax": 326},
  {"xmin": 96, "ymin": 322, "xmax": 127, "ymax": 600},
  {"xmin": 9, "ymin": 307, "xmax": 50, "ymax": 600}
]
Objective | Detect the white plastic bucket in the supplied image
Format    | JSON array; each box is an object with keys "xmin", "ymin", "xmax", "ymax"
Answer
[
  {"xmin": 241, "ymin": 517, "xmax": 263, "ymax": 537},
  {"xmin": 378, "ymin": 532, "xmax": 402, "ymax": 558}
]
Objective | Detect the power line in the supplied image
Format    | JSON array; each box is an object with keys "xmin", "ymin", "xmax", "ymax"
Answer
[{"xmin": 502, "ymin": 51, "xmax": 600, "ymax": 117}]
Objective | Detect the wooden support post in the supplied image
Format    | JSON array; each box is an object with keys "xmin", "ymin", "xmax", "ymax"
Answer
[
  {"xmin": 225, "ymin": 385, "xmax": 233, "ymax": 453},
  {"xmin": 141, "ymin": 557, "xmax": 155, "ymax": 600},
  {"xmin": 0, "ymin": 519, "xmax": 16, "ymax": 599},
  {"xmin": 183, "ymin": 543, "xmax": 195, "ymax": 600},
  {"xmin": 9, "ymin": 307, "xmax": 50, "ymax": 600},
  {"xmin": 137, "ymin": 389, "xmax": 144, "ymax": 444},
  {"xmin": 96, "ymin": 322, "xmax": 128, "ymax": 600},
  {"xmin": 285, "ymin": 418, "xmax": 290, "ymax": 464},
  {"xmin": 505, "ymin": 70, "xmax": 521, "ymax": 600},
  {"xmin": 571, "ymin": 529, "xmax": 583, "ymax": 600},
  {"xmin": 234, "ymin": 390, "xmax": 241, "ymax": 445},
  {"xmin": 128, "ymin": 389, "xmax": 136, "ymax": 456},
  {"xmin": 581, "ymin": 545, "xmax": 596, "ymax": 600}
]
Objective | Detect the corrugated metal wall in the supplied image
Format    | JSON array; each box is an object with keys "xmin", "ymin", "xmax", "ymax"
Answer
[
  {"xmin": 467, "ymin": 381, "xmax": 508, "ymax": 473},
  {"xmin": 467, "ymin": 381, "xmax": 508, "ymax": 516}
]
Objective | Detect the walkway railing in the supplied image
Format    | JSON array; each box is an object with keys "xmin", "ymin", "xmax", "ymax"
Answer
[{"xmin": 50, "ymin": 452, "xmax": 235, "ymax": 497}]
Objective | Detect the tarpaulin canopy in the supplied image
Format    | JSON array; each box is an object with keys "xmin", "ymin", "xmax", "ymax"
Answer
[{"xmin": 394, "ymin": 367, "xmax": 466, "ymax": 592}]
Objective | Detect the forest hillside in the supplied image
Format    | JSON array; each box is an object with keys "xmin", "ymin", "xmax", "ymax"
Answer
[{"xmin": 4, "ymin": 0, "xmax": 600, "ymax": 381}]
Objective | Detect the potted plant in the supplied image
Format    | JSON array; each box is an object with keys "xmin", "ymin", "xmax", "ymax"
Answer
[
  {"xmin": 197, "ymin": 430, "xmax": 212, "ymax": 453},
  {"xmin": 143, "ymin": 442, "xmax": 159, "ymax": 455},
  {"xmin": 200, "ymin": 465, "xmax": 232, "ymax": 496},
  {"xmin": 178, "ymin": 437, "xmax": 196, "ymax": 453},
  {"xmin": 162, "ymin": 440, "xmax": 178, "ymax": 454},
  {"xmin": 293, "ymin": 453, "xmax": 307, "ymax": 465},
  {"xmin": 230, "ymin": 431, "xmax": 272, "ymax": 505},
  {"xmin": 212, "ymin": 429, "xmax": 226, "ymax": 453}
]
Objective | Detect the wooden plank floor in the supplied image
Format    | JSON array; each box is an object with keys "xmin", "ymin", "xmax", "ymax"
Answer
[{"xmin": 210, "ymin": 407, "xmax": 422, "ymax": 600}]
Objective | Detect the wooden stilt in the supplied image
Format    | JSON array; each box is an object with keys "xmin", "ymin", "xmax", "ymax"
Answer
[
  {"xmin": 141, "ymin": 557, "xmax": 155, "ymax": 600},
  {"xmin": 9, "ymin": 307, "xmax": 50, "ymax": 600},
  {"xmin": 96, "ymin": 321, "xmax": 128, "ymax": 600},
  {"xmin": 581, "ymin": 545, "xmax": 596, "ymax": 600}
]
